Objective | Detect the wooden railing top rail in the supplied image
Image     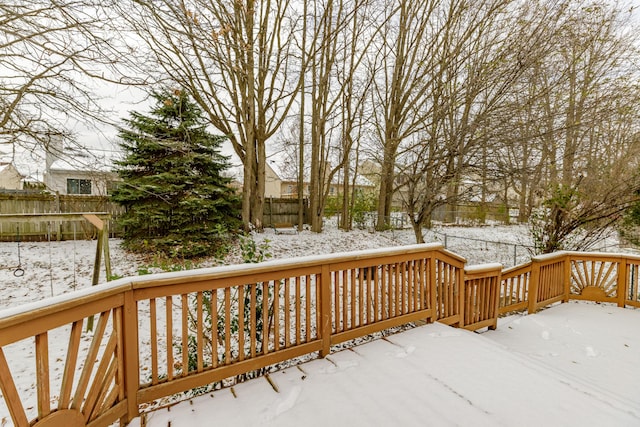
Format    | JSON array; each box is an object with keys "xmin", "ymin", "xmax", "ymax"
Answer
[
  {"xmin": 502, "ymin": 261, "xmax": 532, "ymax": 276},
  {"xmin": 132, "ymin": 242, "xmax": 456, "ymax": 288},
  {"xmin": 0, "ymin": 243, "xmax": 452, "ymax": 324},
  {"xmin": 434, "ymin": 247, "xmax": 467, "ymax": 266},
  {"xmin": 0, "ymin": 281, "xmax": 127, "ymax": 331},
  {"xmin": 464, "ymin": 263, "xmax": 502, "ymax": 275},
  {"xmin": 565, "ymin": 251, "xmax": 640, "ymax": 262},
  {"xmin": 529, "ymin": 252, "xmax": 569, "ymax": 265},
  {"xmin": 531, "ymin": 251, "xmax": 640, "ymax": 263}
]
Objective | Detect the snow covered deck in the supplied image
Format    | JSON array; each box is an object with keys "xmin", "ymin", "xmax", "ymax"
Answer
[{"xmin": 135, "ymin": 302, "xmax": 640, "ymax": 426}]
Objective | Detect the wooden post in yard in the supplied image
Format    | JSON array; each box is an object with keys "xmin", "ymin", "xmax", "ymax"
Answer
[
  {"xmin": 103, "ymin": 220, "xmax": 112, "ymax": 280},
  {"xmin": 83, "ymin": 213, "xmax": 109, "ymax": 331}
]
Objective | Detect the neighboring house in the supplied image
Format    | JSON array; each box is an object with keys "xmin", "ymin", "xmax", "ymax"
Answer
[
  {"xmin": 227, "ymin": 162, "xmax": 289, "ymax": 198},
  {"xmin": 44, "ymin": 135, "xmax": 119, "ymax": 196},
  {"xmin": 265, "ymin": 162, "xmax": 282, "ymax": 198},
  {"xmin": 269, "ymin": 161, "xmax": 375, "ymax": 199},
  {"xmin": 228, "ymin": 160, "xmax": 375, "ymax": 199},
  {"xmin": 224, "ymin": 163, "xmax": 280, "ymax": 196},
  {"xmin": 0, "ymin": 163, "xmax": 24, "ymax": 190}
]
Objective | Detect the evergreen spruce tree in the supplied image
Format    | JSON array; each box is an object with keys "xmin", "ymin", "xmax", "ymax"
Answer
[{"xmin": 112, "ymin": 89, "xmax": 240, "ymax": 258}]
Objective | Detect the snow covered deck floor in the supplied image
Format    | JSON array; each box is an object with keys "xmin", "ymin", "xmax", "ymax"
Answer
[{"xmin": 134, "ymin": 303, "xmax": 640, "ymax": 426}]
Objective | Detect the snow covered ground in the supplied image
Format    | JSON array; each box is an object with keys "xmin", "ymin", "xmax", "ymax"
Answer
[
  {"xmin": 1, "ymin": 223, "xmax": 541, "ymax": 311},
  {"xmin": 0, "ymin": 222, "xmax": 633, "ymax": 426},
  {"xmin": 0, "ymin": 222, "xmax": 623, "ymax": 311},
  {"xmin": 132, "ymin": 302, "xmax": 640, "ymax": 427}
]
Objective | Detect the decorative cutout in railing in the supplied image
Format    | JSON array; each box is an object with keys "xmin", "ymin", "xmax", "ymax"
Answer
[{"xmin": 571, "ymin": 258, "xmax": 618, "ymax": 300}]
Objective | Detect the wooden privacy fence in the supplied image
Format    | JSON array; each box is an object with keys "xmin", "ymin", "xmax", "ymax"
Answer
[
  {"xmin": 2, "ymin": 246, "xmax": 640, "ymax": 426},
  {"xmin": 263, "ymin": 197, "xmax": 309, "ymax": 227},
  {"xmin": 0, "ymin": 193, "xmax": 124, "ymax": 241},
  {"xmin": 0, "ymin": 194, "xmax": 309, "ymax": 240}
]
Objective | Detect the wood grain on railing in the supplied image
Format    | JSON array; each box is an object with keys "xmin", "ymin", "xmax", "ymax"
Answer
[
  {"xmin": 329, "ymin": 253, "xmax": 443, "ymax": 345},
  {"xmin": 529, "ymin": 254, "xmax": 566, "ymax": 312},
  {"xmin": 0, "ymin": 289, "xmax": 129, "ymax": 427},
  {"xmin": 134, "ymin": 269, "xmax": 323, "ymax": 405}
]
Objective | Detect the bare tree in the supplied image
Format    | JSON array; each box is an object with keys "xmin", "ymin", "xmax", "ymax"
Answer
[
  {"xmin": 1, "ymin": 1, "xmax": 121, "ymax": 159},
  {"xmin": 114, "ymin": 0, "xmax": 301, "ymax": 230},
  {"xmin": 396, "ymin": 0, "xmax": 531, "ymax": 241},
  {"xmin": 336, "ymin": 3, "xmax": 377, "ymax": 231},
  {"xmin": 493, "ymin": 1, "xmax": 640, "ymax": 252},
  {"xmin": 296, "ymin": 0, "xmax": 309, "ymax": 231},
  {"xmin": 370, "ymin": 0, "xmax": 438, "ymax": 230},
  {"xmin": 442, "ymin": 0, "xmax": 573, "ymax": 225},
  {"xmin": 301, "ymin": 0, "xmax": 380, "ymax": 232},
  {"xmin": 371, "ymin": 0, "xmax": 525, "ymax": 233}
]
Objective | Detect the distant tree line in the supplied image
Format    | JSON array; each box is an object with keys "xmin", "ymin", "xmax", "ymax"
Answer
[{"xmin": 3, "ymin": 0, "xmax": 640, "ymax": 253}]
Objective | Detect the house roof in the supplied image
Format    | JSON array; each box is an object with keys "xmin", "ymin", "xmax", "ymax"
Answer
[
  {"xmin": 270, "ymin": 160, "xmax": 375, "ymax": 188},
  {"xmin": 48, "ymin": 149, "xmax": 114, "ymax": 173},
  {"xmin": 0, "ymin": 162, "xmax": 24, "ymax": 177}
]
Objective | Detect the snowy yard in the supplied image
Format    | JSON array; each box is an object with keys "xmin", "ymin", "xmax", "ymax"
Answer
[
  {"xmin": 0, "ymin": 223, "xmax": 540, "ymax": 311},
  {"xmin": 0, "ymin": 222, "xmax": 623, "ymax": 311}
]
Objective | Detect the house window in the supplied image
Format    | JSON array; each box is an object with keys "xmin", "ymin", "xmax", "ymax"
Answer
[{"xmin": 67, "ymin": 178, "xmax": 92, "ymax": 195}]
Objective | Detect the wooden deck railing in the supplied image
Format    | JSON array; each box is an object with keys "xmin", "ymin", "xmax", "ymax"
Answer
[
  {"xmin": 499, "ymin": 262, "xmax": 531, "ymax": 314},
  {"xmin": 2, "ymin": 245, "xmax": 640, "ymax": 427},
  {"xmin": 462, "ymin": 263, "xmax": 502, "ymax": 331},
  {"xmin": 0, "ymin": 244, "xmax": 465, "ymax": 427},
  {"xmin": 495, "ymin": 251, "xmax": 640, "ymax": 316}
]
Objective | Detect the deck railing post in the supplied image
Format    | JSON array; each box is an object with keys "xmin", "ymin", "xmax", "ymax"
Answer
[
  {"xmin": 429, "ymin": 256, "xmax": 437, "ymax": 323},
  {"xmin": 491, "ymin": 269, "xmax": 501, "ymax": 330},
  {"xmin": 617, "ymin": 257, "xmax": 628, "ymax": 308},
  {"xmin": 459, "ymin": 274, "xmax": 467, "ymax": 328},
  {"xmin": 320, "ymin": 264, "xmax": 332, "ymax": 357},
  {"xmin": 528, "ymin": 259, "xmax": 540, "ymax": 314},
  {"xmin": 122, "ymin": 288, "xmax": 140, "ymax": 423},
  {"xmin": 563, "ymin": 254, "xmax": 572, "ymax": 303}
]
